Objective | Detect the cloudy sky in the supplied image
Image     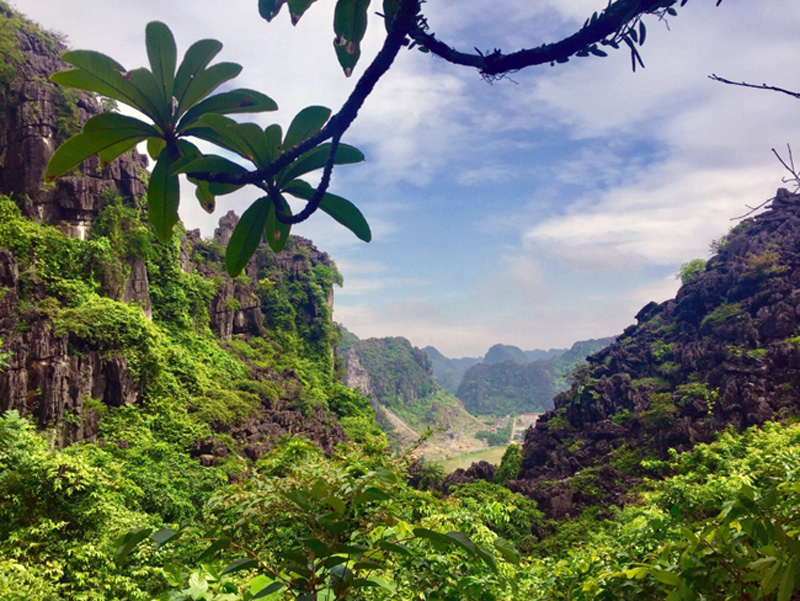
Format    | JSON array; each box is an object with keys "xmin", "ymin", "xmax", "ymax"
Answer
[{"xmin": 14, "ymin": 0, "xmax": 800, "ymax": 357}]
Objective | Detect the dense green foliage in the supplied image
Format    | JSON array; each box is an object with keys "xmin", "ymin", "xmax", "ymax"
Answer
[{"xmin": 2, "ymin": 192, "xmax": 800, "ymax": 600}]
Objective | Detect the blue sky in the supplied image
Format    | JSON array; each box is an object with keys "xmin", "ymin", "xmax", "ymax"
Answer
[{"xmin": 14, "ymin": 0, "xmax": 800, "ymax": 357}]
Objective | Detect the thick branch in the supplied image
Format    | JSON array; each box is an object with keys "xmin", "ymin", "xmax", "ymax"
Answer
[{"xmin": 411, "ymin": 0, "xmax": 716, "ymax": 77}]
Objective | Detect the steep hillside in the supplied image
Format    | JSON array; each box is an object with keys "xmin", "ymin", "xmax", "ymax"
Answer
[
  {"xmin": 511, "ymin": 189, "xmax": 800, "ymax": 517},
  {"xmin": 343, "ymin": 335, "xmax": 483, "ymax": 451},
  {"xmin": 0, "ymin": 6, "xmax": 370, "ymax": 457}
]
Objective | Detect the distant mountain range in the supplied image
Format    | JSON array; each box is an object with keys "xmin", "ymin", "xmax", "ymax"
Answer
[
  {"xmin": 341, "ymin": 331, "xmax": 615, "ymax": 427},
  {"xmin": 425, "ymin": 339, "xmax": 614, "ymax": 414}
]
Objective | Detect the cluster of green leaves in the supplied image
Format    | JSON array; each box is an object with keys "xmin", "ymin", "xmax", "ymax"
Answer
[
  {"xmin": 45, "ymin": 22, "xmax": 370, "ymax": 274},
  {"xmin": 116, "ymin": 438, "xmax": 530, "ymax": 601},
  {"xmin": 677, "ymin": 258, "xmax": 706, "ymax": 284}
]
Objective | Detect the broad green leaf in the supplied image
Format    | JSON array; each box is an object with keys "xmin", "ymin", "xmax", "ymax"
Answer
[
  {"xmin": 334, "ymin": 42, "xmax": 361, "ymax": 78},
  {"xmin": 225, "ymin": 196, "xmax": 270, "ymax": 275},
  {"xmin": 652, "ymin": 570, "xmax": 681, "ymax": 587},
  {"xmin": 333, "ymin": 0, "xmax": 370, "ymax": 75},
  {"xmin": 287, "ymin": 0, "xmax": 318, "ymax": 25},
  {"xmin": 97, "ymin": 138, "xmax": 140, "ymax": 167},
  {"xmin": 148, "ymin": 147, "xmax": 181, "ymax": 244},
  {"xmin": 45, "ymin": 113, "xmax": 157, "ymax": 180},
  {"xmin": 251, "ymin": 576, "xmax": 284, "ymax": 599},
  {"xmin": 177, "ymin": 62, "xmax": 243, "ymax": 117},
  {"xmin": 195, "ymin": 115, "xmax": 265, "ymax": 165},
  {"xmin": 283, "ymin": 106, "xmax": 331, "ymax": 151},
  {"xmin": 114, "ymin": 527, "xmax": 152, "ymax": 561},
  {"xmin": 127, "ymin": 68, "xmax": 171, "ymax": 125},
  {"xmin": 190, "ymin": 178, "xmax": 216, "ymax": 213},
  {"xmin": 444, "ymin": 531, "xmax": 478, "ymax": 555},
  {"xmin": 173, "ymin": 39, "xmax": 223, "ymax": 105},
  {"xmin": 352, "ymin": 560, "xmax": 383, "ymax": 571},
  {"xmin": 276, "ymin": 142, "xmax": 364, "ymax": 187},
  {"xmin": 147, "ymin": 137, "xmax": 166, "ymax": 160},
  {"xmin": 352, "ymin": 487, "xmax": 390, "ymax": 506},
  {"xmin": 196, "ymin": 537, "xmax": 232, "ymax": 563},
  {"xmin": 178, "ymin": 89, "xmax": 277, "ymax": 129},
  {"xmin": 150, "ymin": 527, "xmax": 180, "ymax": 549},
  {"xmin": 323, "ymin": 495, "xmax": 346, "ymax": 515},
  {"xmin": 494, "ymin": 538, "xmax": 520, "ymax": 565},
  {"xmin": 258, "ymin": 0, "xmax": 285, "ymax": 21},
  {"xmin": 283, "ymin": 180, "xmax": 371, "ymax": 242},
  {"xmin": 220, "ymin": 557, "xmax": 259, "ymax": 576},
  {"xmin": 53, "ymin": 50, "xmax": 162, "ymax": 121},
  {"xmin": 266, "ymin": 195, "xmax": 292, "ymax": 253},
  {"xmin": 329, "ymin": 564, "xmax": 354, "ymax": 587},
  {"xmin": 334, "ymin": 0, "xmax": 369, "ymax": 45},
  {"xmin": 301, "ymin": 538, "xmax": 333, "ymax": 558},
  {"xmin": 471, "ymin": 542, "xmax": 498, "ymax": 573},
  {"xmin": 145, "ymin": 21, "xmax": 177, "ymax": 102}
]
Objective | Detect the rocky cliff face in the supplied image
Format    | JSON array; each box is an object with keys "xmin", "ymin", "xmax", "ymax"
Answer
[
  {"xmin": 0, "ymin": 8, "xmax": 343, "ymax": 455},
  {"xmin": 0, "ymin": 9, "xmax": 148, "ymax": 238},
  {"xmin": 197, "ymin": 210, "xmax": 336, "ymax": 341},
  {"xmin": 343, "ymin": 336, "xmax": 437, "ymax": 410},
  {"xmin": 511, "ymin": 189, "xmax": 800, "ymax": 518}
]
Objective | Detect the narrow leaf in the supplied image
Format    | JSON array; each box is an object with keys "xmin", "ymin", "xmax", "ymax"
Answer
[
  {"xmin": 283, "ymin": 180, "xmax": 371, "ymax": 242},
  {"xmin": 177, "ymin": 62, "xmax": 243, "ymax": 117},
  {"xmin": 173, "ymin": 39, "xmax": 223, "ymax": 106},
  {"xmin": 225, "ymin": 196, "xmax": 271, "ymax": 276},
  {"xmin": 148, "ymin": 147, "xmax": 181, "ymax": 244},
  {"xmin": 777, "ymin": 564, "xmax": 796, "ymax": 601},
  {"xmin": 220, "ymin": 558, "xmax": 259, "ymax": 576},
  {"xmin": 264, "ymin": 124, "xmax": 283, "ymax": 162},
  {"xmin": 145, "ymin": 21, "xmax": 177, "ymax": 102}
]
